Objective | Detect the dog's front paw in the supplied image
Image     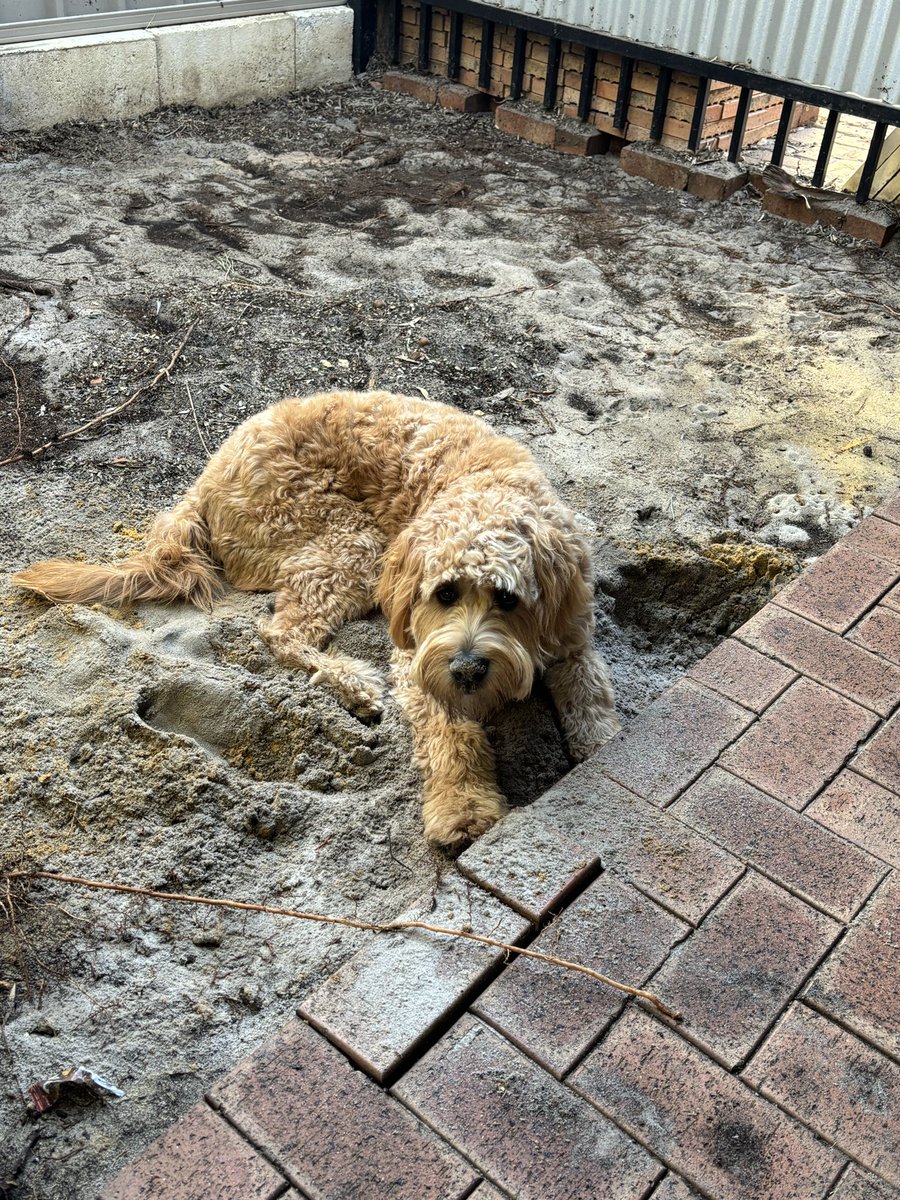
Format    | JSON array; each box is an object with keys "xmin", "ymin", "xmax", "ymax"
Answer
[
  {"xmin": 422, "ymin": 786, "xmax": 508, "ymax": 849},
  {"xmin": 311, "ymin": 661, "xmax": 385, "ymax": 722},
  {"xmin": 566, "ymin": 711, "xmax": 622, "ymax": 762}
]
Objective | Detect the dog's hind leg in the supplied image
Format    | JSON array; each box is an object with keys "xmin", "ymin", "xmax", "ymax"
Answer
[
  {"xmin": 392, "ymin": 650, "xmax": 507, "ymax": 847},
  {"xmin": 546, "ymin": 645, "xmax": 621, "ymax": 761},
  {"xmin": 259, "ymin": 521, "xmax": 386, "ymax": 720}
]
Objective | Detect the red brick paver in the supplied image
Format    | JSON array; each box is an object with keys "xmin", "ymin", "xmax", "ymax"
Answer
[
  {"xmin": 473, "ymin": 873, "xmax": 687, "ymax": 1077},
  {"xmin": 803, "ymin": 873, "xmax": 899, "ymax": 1059},
  {"xmin": 647, "ymin": 872, "xmax": 838, "ymax": 1068},
  {"xmin": 877, "ymin": 495, "xmax": 900, "ymax": 526},
  {"xmin": 650, "ymin": 1175, "xmax": 704, "ymax": 1200},
  {"xmin": 673, "ymin": 767, "xmax": 886, "ymax": 919},
  {"xmin": 719, "ymin": 677, "xmax": 878, "ymax": 808},
  {"xmin": 852, "ymin": 709, "xmax": 900, "ymax": 793},
  {"xmin": 829, "ymin": 1165, "xmax": 900, "ymax": 1200},
  {"xmin": 456, "ymin": 809, "xmax": 600, "ymax": 921},
  {"xmin": 100, "ymin": 1102, "xmax": 287, "ymax": 1200},
  {"xmin": 686, "ymin": 637, "xmax": 796, "ymax": 712},
  {"xmin": 299, "ymin": 872, "xmax": 530, "ymax": 1083},
  {"xmin": 208, "ymin": 1019, "xmax": 479, "ymax": 1200},
  {"xmin": 773, "ymin": 542, "xmax": 899, "ymax": 633},
  {"xmin": 529, "ymin": 770, "xmax": 743, "ymax": 924},
  {"xmin": 806, "ymin": 769, "xmax": 900, "ymax": 866},
  {"xmin": 595, "ymin": 678, "xmax": 754, "ymax": 806},
  {"xmin": 849, "ymin": 605, "xmax": 900, "ymax": 666},
  {"xmin": 393, "ymin": 1015, "xmax": 663, "ymax": 1200},
  {"xmin": 571, "ymin": 1007, "xmax": 843, "ymax": 1200},
  {"xmin": 744, "ymin": 1004, "xmax": 899, "ymax": 1187},
  {"xmin": 842, "ymin": 515, "xmax": 900, "ymax": 566},
  {"xmin": 735, "ymin": 605, "xmax": 900, "ymax": 716}
]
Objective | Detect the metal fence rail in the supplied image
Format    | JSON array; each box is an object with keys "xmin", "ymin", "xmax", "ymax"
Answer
[
  {"xmin": 366, "ymin": 0, "xmax": 900, "ymax": 204},
  {"xmin": 0, "ymin": 0, "xmax": 344, "ymax": 45},
  {"xmin": 484, "ymin": 0, "xmax": 900, "ymax": 110}
]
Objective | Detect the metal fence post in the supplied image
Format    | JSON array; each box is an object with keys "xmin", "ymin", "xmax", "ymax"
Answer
[{"xmin": 351, "ymin": 0, "xmax": 377, "ymax": 73}]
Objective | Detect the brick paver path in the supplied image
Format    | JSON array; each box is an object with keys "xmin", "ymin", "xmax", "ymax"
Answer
[{"xmin": 102, "ymin": 499, "xmax": 900, "ymax": 1200}]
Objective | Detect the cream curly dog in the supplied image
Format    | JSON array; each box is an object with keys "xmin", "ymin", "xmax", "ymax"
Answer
[{"xmin": 14, "ymin": 391, "xmax": 620, "ymax": 846}]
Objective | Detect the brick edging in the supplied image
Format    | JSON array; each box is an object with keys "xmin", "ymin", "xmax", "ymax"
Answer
[{"xmin": 101, "ymin": 496, "xmax": 900, "ymax": 1199}]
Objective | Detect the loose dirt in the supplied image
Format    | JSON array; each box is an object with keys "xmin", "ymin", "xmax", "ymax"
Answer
[{"xmin": 0, "ymin": 78, "xmax": 897, "ymax": 1200}]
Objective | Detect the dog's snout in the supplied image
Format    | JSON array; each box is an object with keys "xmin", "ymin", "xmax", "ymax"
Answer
[{"xmin": 450, "ymin": 651, "xmax": 490, "ymax": 690}]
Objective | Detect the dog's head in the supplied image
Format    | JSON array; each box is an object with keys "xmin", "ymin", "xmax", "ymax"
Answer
[{"xmin": 377, "ymin": 485, "xmax": 593, "ymax": 719}]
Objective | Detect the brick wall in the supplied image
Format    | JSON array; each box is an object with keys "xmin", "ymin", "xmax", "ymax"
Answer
[{"xmin": 391, "ymin": 2, "xmax": 818, "ymax": 151}]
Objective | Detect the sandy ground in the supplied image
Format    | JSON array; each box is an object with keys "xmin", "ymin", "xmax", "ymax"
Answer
[{"xmin": 1, "ymin": 79, "xmax": 898, "ymax": 1199}]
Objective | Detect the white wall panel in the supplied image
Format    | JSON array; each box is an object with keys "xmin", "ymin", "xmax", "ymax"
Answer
[{"xmin": 483, "ymin": 0, "xmax": 900, "ymax": 106}]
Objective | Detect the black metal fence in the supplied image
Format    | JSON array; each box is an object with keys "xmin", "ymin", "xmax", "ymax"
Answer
[{"xmin": 354, "ymin": 0, "xmax": 900, "ymax": 205}]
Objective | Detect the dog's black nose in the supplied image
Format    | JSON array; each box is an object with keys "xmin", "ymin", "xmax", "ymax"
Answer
[{"xmin": 450, "ymin": 652, "xmax": 490, "ymax": 690}]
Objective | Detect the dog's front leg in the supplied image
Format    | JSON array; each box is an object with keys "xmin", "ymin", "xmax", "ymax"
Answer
[
  {"xmin": 392, "ymin": 651, "xmax": 507, "ymax": 847},
  {"xmin": 546, "ymin": 644, "xmax": 621, "ymax": 762}
]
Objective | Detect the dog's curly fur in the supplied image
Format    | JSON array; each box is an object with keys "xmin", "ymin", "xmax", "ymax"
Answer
[{"xmin": 13, "ymin": 391, "xmax": 620, "ymax": 846}]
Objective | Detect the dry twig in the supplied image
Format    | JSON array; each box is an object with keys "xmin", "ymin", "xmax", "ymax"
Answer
[
  {"xmin": 7, "ymin": 869, "xmax": 681, "ymax": 1020},
  {"xmin": 185, "ymin": 382, "xmax": 211, "ymax": 456},
  {"xmin": 0, "ymin": 319, "xmax": 199, "ymax": 468},
  {"xmin": 0, "ymin": 356, "xmax": 24, "ymax": 453}
]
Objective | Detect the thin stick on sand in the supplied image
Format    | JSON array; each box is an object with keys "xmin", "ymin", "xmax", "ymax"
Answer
[{"xmin": 6, "ymin": 869, "xmax": 682, "ymax": 1020}]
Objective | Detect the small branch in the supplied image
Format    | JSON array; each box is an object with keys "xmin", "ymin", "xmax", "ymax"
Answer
[
  {"xmin": 0, "ymin": 275, "xmax": 54, "ymax": 297},
  {"xmin": 0, "ymin": 319, "xmax": 199, "ymax": 468},
  {"xmin": 185, "ymin": 382, "xmax": 211, "ymax": 455},
  {"xmin": 1, "ymin": 356, "xmax": 24, "ymax": 453},
  {"xmin": 7, "ymin": 869, "xmax": 681, "ymax": 1020}
]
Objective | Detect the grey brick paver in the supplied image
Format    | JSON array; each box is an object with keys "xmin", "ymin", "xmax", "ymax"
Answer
[
  {"xmin": 673, "ymin": 766, "xmax": 886, "ymax": 920},
  {"xmin": 456, "ymin": 808, "xmax": 600, "ymax": 921},
  {"xmin": 99, "ymin": 1103, "xmax": 288, "ymax": 1200},
  {"xmin": 572, "ymin": 1007, "xmax": 843, "ymax": 1200},
  {"xmin": 299, "ymin": 872, "xmax": 530, "ymax": 1083},
  {"xmin": 852, "ymin": 709, "xmax": 900, "ymax": 794},
  {"xmin": 527, "ymin": 769, "xmax": 743, "ymax": 924},
  {"xmin": 650, "ymin": 1175, "xmax": 704, "ymax": 1200},
  {"xmin": 744, "ymin": 1004, "xmax": 899, "ymax": 1187},
  {"xmin": 208, "ymin": 1019, "xmax": 479, "ymax": 1200},
  {"xmin": 803, "ymin": 873, "xmax": 900, "ymax": 1059},
  {"xmin": 828, "ymin": 1165, "xmax": 900, "ymax": 1200},
  {"xmin": 646, "ymin": 872, "xmax": 839, "ymax": 1068},
  {"xmin": 473, "ymin": 873, "xmax": 687, "ymax": 1077},
  {"xmin": 806, "ymin": 770, "xmax": 900, "ymax": 867},
  {"xmin": 686, "ymin": 637, "xmax": 796, "ymax": 712},
  {"xmin": 849, "ymin": 605, "xmax": 900, "ymax": 667},
  {"xmin": 842, "ymin": 515, "xmax": 900, "ymax": 566},
  {"xmin": 393, "ymin": 1015, "xmax": 662, "ymax": 1200},
  {"xmin": 735, "ymin": 604, "xmax": 900, "ymax": 715},
  {"xmin": 719, "ymin": 677, "xmax": 878, "ymax": 808},
  {"xmin": 773, "ymin": 542, "xmax": 898, "ymax": 633},
  {"xmin": 594, "ymin": 678, "xmax": 755, "ymax": 806}
]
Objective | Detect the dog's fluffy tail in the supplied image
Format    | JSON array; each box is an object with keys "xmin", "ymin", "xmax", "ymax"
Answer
[{"xmin": 13, "ymin": 497, "xmax": 220, "ymax": 610}]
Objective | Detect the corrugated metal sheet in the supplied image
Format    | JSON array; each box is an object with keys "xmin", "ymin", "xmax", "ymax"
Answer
[
  {"xmin": 483, "ymin": 0, "xmax": 900, "ymax": 106},
  {"xmin": 0, "ymin": 0, "xmax": 341, "ymax": 43}
]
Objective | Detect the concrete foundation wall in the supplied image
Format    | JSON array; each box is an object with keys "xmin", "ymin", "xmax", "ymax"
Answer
[{"xmin": 0, "ymin": 5, "xmax": 352, "ymax": 131}]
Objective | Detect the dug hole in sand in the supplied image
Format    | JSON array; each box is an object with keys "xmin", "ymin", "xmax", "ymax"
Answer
[{"xmin": 1, "ymin": 80, "xmax": 898, "ymax": 1199}]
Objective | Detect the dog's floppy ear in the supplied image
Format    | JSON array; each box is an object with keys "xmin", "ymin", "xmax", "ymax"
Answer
[
  {"xmin": 377, "ymin": 525, "xmax": 424, "ymax": 651},
  {"xmin": 528, "ymin": 510, "xmax": 595, "ymax": 656}
]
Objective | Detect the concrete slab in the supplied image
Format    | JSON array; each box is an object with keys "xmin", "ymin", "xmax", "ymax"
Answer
[
  {"xmin": 0, "ymin": 30, "xmax": 158, "ymax": 131},
  {"xmin": 294, "ymin": 5, "xmax": 354, "ymax": 90},
  {"xmin": 0, "ymin": 7, "xmax": 353, "ymax": 132},
  {"xmin": 155, "ymin": 14, "xmax": 296, "ymax": 110}
]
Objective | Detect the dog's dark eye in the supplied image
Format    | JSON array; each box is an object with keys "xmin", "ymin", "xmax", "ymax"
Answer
[
  {"xmin": 495, "ymin": 589, "xmax": 519, "ymax": 611},
  {"xmin": 435, "ymin": 584, "xmax": 459, "ymax": 606}
]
